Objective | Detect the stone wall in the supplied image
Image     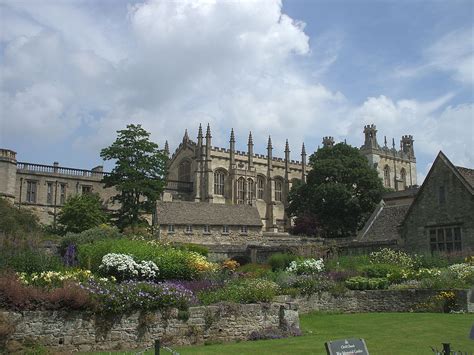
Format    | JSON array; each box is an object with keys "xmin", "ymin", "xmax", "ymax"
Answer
[
  {"xmin": 1, "ymin": 302, "xmax": 299, "ymax": 353},
  {"xmin": 276, "ymin": 289, "xmax": 471, "ymax": 314}
]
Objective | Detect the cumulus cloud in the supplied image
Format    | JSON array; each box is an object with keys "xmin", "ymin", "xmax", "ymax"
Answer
[{"xmin": 0, "ymin": 0, "xmax": 472, "ymax": 182}]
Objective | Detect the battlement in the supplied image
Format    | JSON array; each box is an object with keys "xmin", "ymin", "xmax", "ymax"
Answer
[
  {"xmin": 364, "ymin": 124, "xmax": 377, "ymax": 130},
  {"xmin": 0, "ymin": 149, "xmax": 17, "ymax": 162},
  {"xmin": 402, "ymin": 135, "xmax": 413, "ymax": 140}
]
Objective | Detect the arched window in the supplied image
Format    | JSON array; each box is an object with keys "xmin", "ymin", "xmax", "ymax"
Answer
[
  {"xmin": 237, "ymin": 177, "xmax": 245, "ymax": 204},
  {"xmin": 383, "ymin": 165, "xmax": 391, "ymax": 188},
  {"xmin": 247, "ymin": 178, "xmax": 255, "ymax": 205},
  {"xmin": 275, "ymin": 178, "xmax": 283, "ymax": 202},
  {"xmin": 257, "ymin": 176, "xmax": 265, "ymax": 200},
  {"xmin": 178, "ymin": 160, "xmax": 191, "ymax": 182},
  {"xmin": 400, "ymin": 168, "xmax": 407, "ymax": 189},
  {"xmin": 214, "ymin": 170, "xmax": 225, "ymax": 195}
]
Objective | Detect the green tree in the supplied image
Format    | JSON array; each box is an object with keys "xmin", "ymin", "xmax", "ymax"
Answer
[
  {"xmin": 100, "ymin": 124, "xmax": 167, "ymax": 229},
  {"xmin": 288, "ymin": 143, "xmax": 386, "ymax": 238},
  {"xmin": 57, "ymin": 194, "xmax": 108, "ymax": 233}
]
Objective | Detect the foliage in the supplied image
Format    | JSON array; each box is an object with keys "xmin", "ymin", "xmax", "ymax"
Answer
[
  {"xmin": 325, "ymin": 255, "xmax": 370, "ymax": 272},
  {"xmin": 345, "ymin": 276, "xmax": 389, "ymax": 290},
  {"xmin": 0, "ymin": 249, "xmax": 63, "ymax": 274},
  {"xmin": 289, "ymin": 214, "xmax": 320, "ymax": 236},
  {"xmin": 0, "ymin": 272, "xmax": 93, "ymax": 311},
  {"xmin": 80, "ymin": 279, "xmax": 196, "ymax": 313},
  {"xmin": 448, "ymin": 263, "xmax": 474, "ymax": 282},
  {"xmin": 0, "ymin": 198, "xmax": 41, "ymax": 238},
  {"xmin": 414, "ymin": 291, "xmax": 459, "ymax": 313},
  {"xmin": 16, "ymin": 270, "xmax": 110, "ymax": 289},
  {"xmin": 286, "ymin": 258, "xmax": 324, "ymax": 275},
  {"xmin": 59, "ymin": 225, "xmax": 122, "ymax": 256},
  {"xmin": 57, "ymin": 194, "xmax": 108, "ymax": 233},
  {"xmin": 359, "ymin": 263, "xmax": 404, "ymax": 283},
  {"xmin": 198, "ymin": 278, "xmax": 279, "ymax": 305},
  {"xmin": 222, "ymin": 259, "xmax": 240, "ymax": 272},
  {"xmin": 278, "ymin": 273, "xmax": 335, "ymax": 296},
  {"xmin": 236, "ymin": 263, "xmax": 271, "ymax": 278},
  {"xmin": 369, "ymin": 248, "xmax": 415, "ymax": 269},
  {"xmin": 78, "ymin": 238, "xmax": 216, "ymax": 280},
  {"xmin": 100, "ymin": 124, "xmax": 168, "ymax": 230},
  {"xmin": 175, "ymin": 243, "xmax": 209, "ymax": 257},
  {"xmin": 288, "ymin": 143, "xmax": 386, "ymax": 238},
  {"xmin": 99, "ymin": 253, "xmax": 159, "ymax": 281},
  {"xmin": 268, "ymin": 253, "xmax": 297, "ymax": 272}
]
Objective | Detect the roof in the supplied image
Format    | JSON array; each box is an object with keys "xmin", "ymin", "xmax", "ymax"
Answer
[
  {"xmin": 358, "ymin": 202, "xmax": 410, "ymax": 242},
  {"xmin": 156, "ymin": 201, "xmax": 263, "ymax": 226},
  {"xmin": 456, "ymin": 166, "xmax": 474, "ymax": 188},
  {"xmin": 382, "ymin": 187, "xmax": 419, "ymax": 202}
]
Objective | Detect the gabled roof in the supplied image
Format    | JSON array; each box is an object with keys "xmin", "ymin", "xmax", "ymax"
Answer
[
  {"xmin": 358, "ymin": 201, "xmax": 410, "ymax": 242},
  {"xmin": 156, "ymin": 201, "xmax": 263, "ymax": 226},
  {"xmin": 401, "ymin": 151, "xmax": 474, "ymax": 226}
]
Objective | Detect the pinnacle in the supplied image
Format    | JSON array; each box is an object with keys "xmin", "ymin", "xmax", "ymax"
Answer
[
  {"xmin": 267, "ymin": 135, "xmax": 272, "ymax": 149},
  {"xmin": 206, "ymin": 123, "xmax": 212, "ymax": 138},
  {"xmin": 230, "ymin": 128, "xmax": 235, "ymax": 143},
  {"xmin": 301, "ymin": 142, "xmax": 306, "ymax": 155},
  {"xmin": 198, "ymin": 123, "xmax": 203, "ymax": 139},
  {"xmin": 248, "ymin": 131, "xmax": 253, "ymax": 145}
]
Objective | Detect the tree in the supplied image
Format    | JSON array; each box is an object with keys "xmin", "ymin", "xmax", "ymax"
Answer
[
  {"xmin": 288, "ymin": 143, "xmax": 386, "ymax": 238},
  {"xmin": 100, "ymin": 124, "xmax": 167, "ymax": 229},
  {"xmin": 57, "ymin": 194, "xmax": 108, "ymax": 233}
]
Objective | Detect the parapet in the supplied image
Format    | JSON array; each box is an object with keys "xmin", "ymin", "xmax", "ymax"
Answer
[{"xmin": 0, "ymin": 149, "xmax": 17, "ymax": 162}]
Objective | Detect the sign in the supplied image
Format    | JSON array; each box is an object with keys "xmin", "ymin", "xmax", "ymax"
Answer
[{"xmin": 325, "ymin": 338, "xmax": 369, "ymax": 355}]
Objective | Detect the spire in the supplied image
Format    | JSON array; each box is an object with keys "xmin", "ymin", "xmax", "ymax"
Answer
[
  {"xmin": 198, "ymin": 123, "xmax": 203, "ymax": 139},
  {"xmin": 182, "ymin": 129, "xmax": 189, "ymax": 143},
  {"xmin": 392, "ymin": 138, "xmax": 396, "ymax": 149},
  {"xmin": 248, "ymin": 131, "xmax": 254, "ymax": 169},
  {"xmin": 301, "ymin": 142, "xmax": 306, "ymax": 156},
  {"xmin": 164, "ymin": 140, "xmax": 169, "ymax": 156},
  {"xmin": 230, "ymin": 128, "xmax": 235, "ymax": 143},
  {"xmin": 206, "ymin": 123, "xmax": 211, "ymax": 138},
  {"xmin": 248, "ymin": 131, "xmax": 253, "ymax": 145},
  {"xmin": 267, "ymin": 135, "xmax": 272, "ymax": 149},
  {"xmin": 285, "ymin": 139, "xmax": 290, "ymax": 153},
  {"xmin": 384, "ymin": 136, "xmax": 387, "ymax": 147},
  {"xmin": 301, "ymin": 142, "xmax": 307, "ymax": 183}
]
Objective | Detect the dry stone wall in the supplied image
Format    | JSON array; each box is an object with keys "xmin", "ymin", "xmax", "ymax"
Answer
[{"xmin": 1, "ymin": 302, "xmax": 299, "ymax": 353}]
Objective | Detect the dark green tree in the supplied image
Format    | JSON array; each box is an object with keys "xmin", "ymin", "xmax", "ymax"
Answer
[
  {"xmin": 288, "ymin": 143, "xmax": 386, "ymax": 238},
  {"xmin": 57, "ymin": 193, "xmax": 108, "ymax": 233},
  {"xmin": 100, "ymin": 124, "xmax": 167, "ymax": 229}
]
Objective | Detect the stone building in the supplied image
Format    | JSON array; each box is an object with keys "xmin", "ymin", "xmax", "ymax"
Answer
[
  {"xmin": 0, "ymin": 148, "xmax": 117, "ymax": 224},
  {"xmin": 165, "ymin": 124, "xmax": 417, "ymax": 232},
  {"xmin": 358, "ymin": 151, "xmax": 473, "ymax": 254},
  {"xmin": 156, "ymin": 201, "xmax": 263, "ymax": 244},
  {"xmin": 0, "ymin": 123, "xmax": 417, "ymax": 229}
]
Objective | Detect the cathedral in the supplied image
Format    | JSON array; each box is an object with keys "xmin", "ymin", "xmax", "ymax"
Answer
[{"xmin": 163, "ymin": 123, "xmax": 417, "ymax": 232}]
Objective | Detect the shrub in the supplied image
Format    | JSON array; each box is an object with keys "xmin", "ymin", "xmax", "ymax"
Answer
[
  {"xmin": 290, "ymin": 275, "xmax": 334, "ymax": 296},
  {"xmin": 59, "ymin": 225, "xmax": 121, "ymax": 257},
  {"xmin": 175, "ymin": 243, "xmax": 209, "ymax": 257},
  {"xmin": 419, "ymin": 269, "xmax": 471, "ymax": 289},
  {"xmin": 268, "ymin": 253, "xmax": 297, "ymax": 271},
  {"xmin": 236, "ymin": 263, "xmax": 271, "ymax": 278},
  {"xmin": 0, "ymin": 199, "xmax": 41, "ymax": 238},
  {"xmin": 17, "ymin": 269, "xmax": 105, "ymax": 289},
  {"xmin": 0, "ymin": 249, "xmax": 63, "ymax": 274},
  {"xmin": 99, "ymin": 253, "xmax": 159, "ymax": 281},
  {"xmin": 369, "ymin": 248, "xmax": 415, "ymax": 269},
  {"xmin": 286, "ymin": 258, "xmax": 324, "ymax": 275},
  {"xmin": 359, "ymin": 263, "xmax": 404, "ymax": 283},
  {"xmin": 57, "ymin": 194, "xmax": 108, "ymax": 234},
  {"xmin": 345, "ymin": 276, "xmax": 388, "ymax": 290},
  {"xmin": 81, "ymin": 280, "xmax": 196, "ymax": 313},
  {"xmin": 78, "ymin": 238, "xmax": 215, "ymax": 280},
  {"xmin": 448, "ymin": 263, "xmax": 474, "ymax": 282},
  {"xmin": 325, "ymin": 255, "xmax": 370, "ymax": 272},
  {"xmin": 198, "ymin": 278, "xmax": 279, "ymax": 305},
  {"xmin": 222, "ymin": 259, "xmax": 240, "ymax": 272},
  {"xmin": 326, "ymin": 270, "xmax": 358, "ymax": 282}
]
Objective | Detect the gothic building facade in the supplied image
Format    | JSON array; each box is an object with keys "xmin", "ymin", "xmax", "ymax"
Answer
[{"xmin": 163, "ymin": 124, "xmax": 417, "ymax": 232}]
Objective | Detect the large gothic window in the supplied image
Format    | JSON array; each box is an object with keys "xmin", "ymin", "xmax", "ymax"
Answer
[
  {"xmin": 400, "ymin": 168, "xmax": 407, "ymax": 189},
  {"xmin": 237, "ymin": 177, "xmax": 245, "ymax": 204},
  {"xmin": 178, "ymin": 160, "xmax": 191, "ymax": 182},
  {"xmin": 247, "ymin": 178, "xmax": 255, "ymax": 205},
  {"xmin": 383, "ymin": 165, "xmax": 391, "ymax": 188},
  {"xmin": 257, "ymin": 176, "xmax": 265, "ymax": 200},
  {"xmin": 214, "ymin": 170, "xmax": 225, "ymax": 196},
  {"xmin": 275, "ymin": 178, "xmax": 283, "ymax": 202}
]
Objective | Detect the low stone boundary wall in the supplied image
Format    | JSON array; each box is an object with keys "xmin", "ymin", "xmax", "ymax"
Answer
[
  {"xmin": 1, "ymin": 302, "xmax": 300, "ymax": 353},
  {"xmin": 276, "ymin": 289, "xmax": 471, "ymax": 314}
]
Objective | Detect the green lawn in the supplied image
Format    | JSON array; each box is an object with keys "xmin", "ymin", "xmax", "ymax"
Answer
[
  {"xmin": 91, "ymin": 312, "xmax": 474, "ymax": 355},
  {"xmin": 176, "ymin": 313, "xmax": 473, "ymax": 355}
]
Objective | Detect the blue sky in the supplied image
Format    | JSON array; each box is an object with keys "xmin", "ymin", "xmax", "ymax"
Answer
[{"xmin": 0, "ymin": 0, "xmax": 472, "ymax": 183}]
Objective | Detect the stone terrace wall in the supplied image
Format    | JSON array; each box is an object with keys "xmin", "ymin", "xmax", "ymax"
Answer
[
  {"xmin": 1, "ymin": 302, "xmax": 299, "ymax": 353},
  {"xmin": 276, "ymin": 289, "xmax": 470, "ymax": 314}
]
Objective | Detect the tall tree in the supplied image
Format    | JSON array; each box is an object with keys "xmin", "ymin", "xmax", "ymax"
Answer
[
  {"xmin": 288, "ymin": 143, "xmax": 386, "ymax": 238},
  {"xmin": 100, "ymin": 124, "xmax": 167, "ymax": 229}
]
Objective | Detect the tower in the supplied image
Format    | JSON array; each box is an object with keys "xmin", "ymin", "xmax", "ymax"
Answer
[
  {"xmin": 362, "ymin": 124, "xmax": 379, "ymax": 150},
  {"xmin": 322, "ymin": 136, "xmax": 335, "ymax": 148},
  {"xmin": 0, "ymin": 149, "xmax": 17, "ymax": 203},
  {"xmin": 401, "ymin": 135, "xmax": 415, "ymax": 157}
]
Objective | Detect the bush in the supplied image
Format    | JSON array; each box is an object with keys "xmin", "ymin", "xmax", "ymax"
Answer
[
  {"xmin": 359, "ymin": 264, "xmax": 404, "ymax": 283},
  {"xmin": 345, "ymin": 276, "xmax": 389, "ymax": 290},
  {"xmin": 17, "ymin": 270, "xmax": 102, "ymax": 289},
  {"xmin": 99, "ymin": 253, "xmax": 159, "ymax": 281},
  {"xmin": 59, "ymin": 225, "xmax": 121, "ymax": 256},
  {"xmin": 236, "ymin": 263, "xmax": 271, "ymax": 278},
  {"xmin": 268, "ymin": 253, "xmax": 297, "ymax": 271},
  {"xmin": 57, "ymin": 194, "xmax": 108, "ymax": 234},
  {"xmin": 175, "ymin": 243, "xmax": 209, "ymax": 257},
  {"xmin": 198, "ymin": 278, "xmax": 279, "ymax": 305},
  {"xmin": 0, "ymin": 249, "xmax": 63, "ymax": 274},
  {"xmin": 81, "ymin": 280, "xmax": 196, "ymax": 313},
  {"xmin": 78, "ymin": 238, "xmax": 215, "ymax": 280},
  {"xmin": 369, "ymin": 248, "xmax": 415, "ymax": 269},
  {"xmin": 286, "ymin": 258, "xmax": 324, "ymax": 275},
  {"xmin": 0, "ymin": 199, "xmax": 41, "ymax": 238},
  {"xmin": 325, "ymin": 255, "xmax": 370, "ymax": 272}
]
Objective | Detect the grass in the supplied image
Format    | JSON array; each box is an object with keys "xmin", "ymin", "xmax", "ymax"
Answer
[{"xmin": 88, "ymin": 312, "xmax": 474, "ymax": 355}]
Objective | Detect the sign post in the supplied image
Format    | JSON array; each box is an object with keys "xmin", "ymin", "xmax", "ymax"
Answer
[{"xmin": 325, "ymin": 338, "xmax": 369, "ymax": 355}]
